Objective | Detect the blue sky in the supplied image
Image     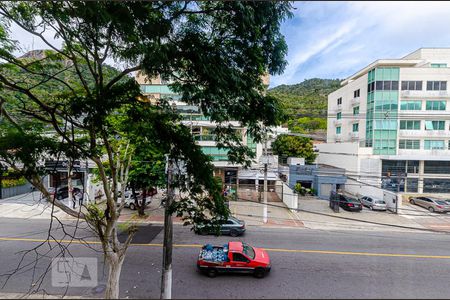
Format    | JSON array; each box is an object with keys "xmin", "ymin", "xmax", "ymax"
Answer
[
  {"xmin": 270, "ymin": 1, "xmax": 450, "ymax": 87},
  {"xmin": 9, "ymin": 1, "xmax": 450, "ymax": 88}
]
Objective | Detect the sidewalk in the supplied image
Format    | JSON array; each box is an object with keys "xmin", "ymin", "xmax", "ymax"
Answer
[
  {"xmin": 229, "ymin": 200, "xmax": 303, "ymax": 228},
  {"xmin": 295, "ymin": 196, "xmax": 430, "ymax": 232},
  {"xmin": 3, "ymin": 192, "xmax": 449, "ymax": 233},
  {"xmin": 0, "ymin": 191, "xmax": 75, "ymax": 221}
]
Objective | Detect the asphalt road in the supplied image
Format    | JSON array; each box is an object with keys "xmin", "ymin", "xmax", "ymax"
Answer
[{"xmin": 1, "ymin": 218, "xmax": 450, "ymax": 299}]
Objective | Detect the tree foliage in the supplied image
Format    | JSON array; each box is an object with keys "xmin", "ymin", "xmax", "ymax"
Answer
[
  {"xmin": 271, "ymin": 134, "xmax": 317, "ymax": 164},
  {"xmin": 0, "ymin": 1, "xmax": 292, "ymax": 298}
]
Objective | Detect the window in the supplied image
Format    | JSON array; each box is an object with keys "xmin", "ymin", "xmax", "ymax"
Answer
[
  {"xmin": 424, "ymin": 161, "xmax": 450, "ymax": 174},
  {"xmin": 337, "ymin": 97, "xmax": 342, "ymax": 105},
  {"xmin": 424, "ymin": 178, "xmax": 450, "ymax": 193},
  {"xmin": 407, "ymin": 160, "xmax": 419, "ymax": 173},
  {"xmin": 375, "ymin": 120, "xmax": 397, "ymax": 129},
  {"xmin": 424, "ymin": 140, "xmax": 445, "ymax": 150},
  {"xmin": 399, "ymin": 120, "xmax": 421, "ymax": 130},
  {"xmin": 427, "ymin": 81, "xmax": 447, "ymax": 91},
  {"xmin": 431, "ymin": 63, "xmax": 447, "ymax": 68},
  {"xmin": 242, "ymin": 243, "xmax": 255, "ymax": 259},
  {"xmin": 353, "ymin": 106, "xmax": 360, "ymax": 115},
  {"xmin": 352, "ymin": 123, "xmax": 359, "ymax": 132},
  {"xmin": 353, "ymin": 89, "xmax": 360, "ymax": 98},
  {"xmin": 232, "ymin": 253, "xmax": 249, "ymax": 262},
  {"xmin": 336, "ymin": 127, "xmax": 341, "ymax": 134},
  {"xmin": 425, "ymin": 120, "xmax": 445, "ymax": 130},
  {"xmin": 426, "ymin": 101, "xmax": 446, "ymax": 110},
  {"xmin": 401, "ymin": 81, "xmax": 422, "ymax": 90},
  {"xmin": 400, "ymin": 100, "xmax": 422, "ymax": 110},
  {"xmin": 367, "ymin": 82, "xmax": 375, "ymax": 92},
  {"xmin": 406, "ymin": 178, "xmax": 418, "ymax": 193},
  {"xmin": 336, "ymin": 112, "xmax": 342, "ymax": 120},
  {"xmin": 399, "ymin": 139, "xmax": 420, "ymax": 149},
  {"xmin": 374, "ymin": 80, "xmax": 399, "ymax": 91}
]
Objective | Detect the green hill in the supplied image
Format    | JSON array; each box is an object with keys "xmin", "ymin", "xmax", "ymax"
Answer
[{"xmin": 268, "ymin": 78, "xmax": 341, "ymax": 134}]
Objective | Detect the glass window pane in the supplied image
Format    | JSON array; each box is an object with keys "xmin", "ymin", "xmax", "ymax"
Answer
[
  {"xmin": 392, "ymin": 81, "xmax": 399, "ymax": 90},
  {"xmin": 434, "ymin": 81, "xmax": 440, "ymax": 90},
  {"xmin": 427, "ymin": 81, "xmax": 433, "ymax": 90},
  {"xmin": 416, "ymin": 81, "xmax": 422, "ymax": 90},
  {"xmin": 401, "ymin": 81, "xmax": 407, "ymax": 90},
  {"xmin": 442, "ymin": 81, "xmax": 447, "ymax": 91}
]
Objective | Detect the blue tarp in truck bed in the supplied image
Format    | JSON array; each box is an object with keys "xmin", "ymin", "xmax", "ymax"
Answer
[{"xmin": 200, "ymin": 244, "xmax": 229, "ymax": 262}]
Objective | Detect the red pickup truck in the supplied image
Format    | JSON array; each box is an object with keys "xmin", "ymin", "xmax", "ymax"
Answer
[{"xmin": 197, "ymin": 241, "xmax": 271, "ymax": 278}]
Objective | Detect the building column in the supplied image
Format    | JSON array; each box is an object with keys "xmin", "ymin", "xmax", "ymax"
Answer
[{"xmin": 418, "ymin": 160, "xmax": 425, "ymax": 193}]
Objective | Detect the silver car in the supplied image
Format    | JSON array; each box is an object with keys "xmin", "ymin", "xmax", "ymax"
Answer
[
  {"xmin": 409, "ymin": 196, "xmax": 450, "ymax": 213},
  {"xmin": 359, "ymin": 196, "xmax": 387, "ymax": 211}
]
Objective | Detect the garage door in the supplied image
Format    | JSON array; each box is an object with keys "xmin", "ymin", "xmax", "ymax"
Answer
[{"xmin": 320, "ymin": 184, "xmax": 333, "ymax": 199}]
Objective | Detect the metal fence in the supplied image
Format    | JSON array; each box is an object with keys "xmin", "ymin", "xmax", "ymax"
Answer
[{"xmin": 1, "ymin": 182, "xmax": 34, "ymax": 199}]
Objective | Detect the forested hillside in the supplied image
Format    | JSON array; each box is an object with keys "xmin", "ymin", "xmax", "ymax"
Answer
[{"xmin": 268, "ymin": 78, "xmax": 341, "ymax": 134}]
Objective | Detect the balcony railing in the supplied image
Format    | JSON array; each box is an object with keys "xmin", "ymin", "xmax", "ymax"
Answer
[
  {"xmin": 193, "ymin": 134, "xmax": 217, "ymax": 141},
  {"xmin": 349, "ymin": 132, "xmax": 359, "ymax": 139},
  {"xmin": 401, "ymin": 90, "xmax": 450, "ymax": 98},
  {"xmin": 398, "ymin": 130, "xmax": 448, "ymax": 137},
  {"xmin": 351, "ymin": 97, "xmax": 360, "ymax": 106}
]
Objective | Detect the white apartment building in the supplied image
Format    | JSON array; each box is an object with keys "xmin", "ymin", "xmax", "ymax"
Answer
[
  {"xmin": 135, "ymin": 73, "xmax": 284, "ymax": 187},
  {"xmin": 318, "ymin": 48, "xmax": 450, "ymax": 198}
]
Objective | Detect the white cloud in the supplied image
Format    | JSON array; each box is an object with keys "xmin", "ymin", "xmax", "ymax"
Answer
[{"xmin": 271, "ymin": 1, "xmax": 450, "ymax": 87}]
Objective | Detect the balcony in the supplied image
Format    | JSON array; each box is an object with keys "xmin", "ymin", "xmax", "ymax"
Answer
[
  {"xmin": 398, "ymin": 130, "xmax": 448, "ymax": 138},
  {"xmin": 193, "ymin": 134, "xmax": 217, "ymax": 141},
  {"xmin": 349, "ymin": 132, "xmax": 359, "ymax": 139},
  {"xmin": 334, "ymin": 119, "xmax": 342, "ymax": 126},
  {"xmin": 351, "ymin": 97, "xmax": 360, "ymax": 106},
  {"xmin": 397, "ymin": 149, "xmax": 450, "ymax": 158},
  {"xmin": 401, "ymin": 90, "xmax": 450, "ymax": 98}
]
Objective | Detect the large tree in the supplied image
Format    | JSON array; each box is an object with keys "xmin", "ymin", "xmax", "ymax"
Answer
[
  {"xmin": 272, "ymin": 134, "xmax": 317, "ymax": 164},
  {"xmin": 0, "ymin": 1, "xmax": 292, "ymax": 298}
]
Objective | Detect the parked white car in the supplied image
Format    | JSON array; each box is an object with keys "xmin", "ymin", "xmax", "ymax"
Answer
[
  {"xmin": 118, "ymin": 190, "xmax": 151, "ymax": 210},
  {"xmin": 359, "ymin": 196, "xmax": 387, "ymax": 211}
]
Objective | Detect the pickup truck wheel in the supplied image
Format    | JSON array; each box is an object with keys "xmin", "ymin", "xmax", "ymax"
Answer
[
  {"xmin": 410, "ymin": 199, "xmax": 415, "ymax": 205},
  {"xmin": 229, "ymin": 229, "xmax": 239, "ymax": 237},
  {"xmin": 129, "ymin": 203, "xmax": 136, "ymax": 210},
  {"xmin": 207, "ymin": 269, "xmax": 217, "ymax": 278},
  {"xmin": 254, "ymin": 268, "xmax": 266, "ymax": 279}
]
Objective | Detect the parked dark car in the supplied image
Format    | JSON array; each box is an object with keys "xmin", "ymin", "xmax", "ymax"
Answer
[
  {"xmin": 194, "ymin": 216, "xmax": 246, "ymax": 237},
  {"xmin": 54, "ymin": 186, "xmax": 83, "ymax": 200},
  {"xmin": 336, "ymin": 194, "xmax": 362, "ymax": 212}
]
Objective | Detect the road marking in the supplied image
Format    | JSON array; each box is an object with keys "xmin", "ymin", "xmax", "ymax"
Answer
[{"xmin": 2, "ymin": 236, "xmax": 450, "ymax": 260}]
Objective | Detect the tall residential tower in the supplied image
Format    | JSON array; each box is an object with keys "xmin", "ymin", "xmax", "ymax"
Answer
[{"xmin": 318, "ymin": 48, "xmax": 450, "ymax": 197}]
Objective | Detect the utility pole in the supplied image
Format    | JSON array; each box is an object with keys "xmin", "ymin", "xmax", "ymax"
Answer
[
  {"xmin": 0, "ymin": 163, "xmax": 4, "ymax": 200},
  {"xmin": 161, "ymin": 153, "xmax": 174, "ymax": 299},
  {"xmin": 395, "ymin": 172, "xmax": 402, "ymax": 214},
  {"xmin": 263, "ymin": 135, "xmax": 268, "ymax": 224}
]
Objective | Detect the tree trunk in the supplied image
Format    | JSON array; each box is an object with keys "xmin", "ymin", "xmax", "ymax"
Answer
[
  {"xmin": 105, "ymin": 254, "xmax": 124, "ymax": 299},
  {"xmin": 138, "ymin": 188, "xmax": 147, "ymax": 217}
]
